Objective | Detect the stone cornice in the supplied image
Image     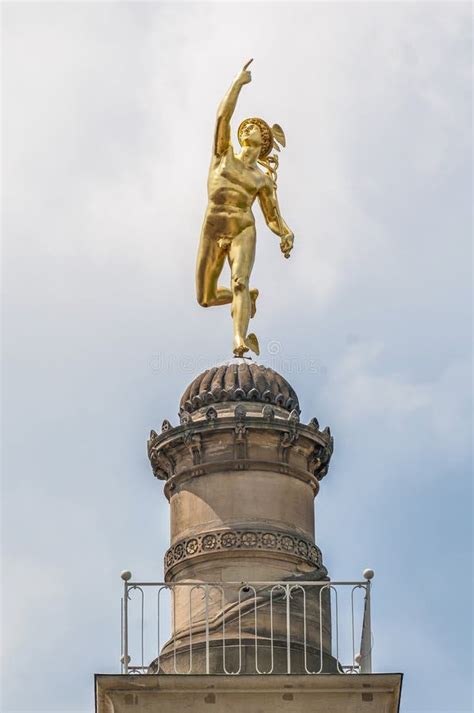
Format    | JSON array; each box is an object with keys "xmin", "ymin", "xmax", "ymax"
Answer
[{"xmin": 147, "ymin": 405, "xmax": 334, "ymax": 497}]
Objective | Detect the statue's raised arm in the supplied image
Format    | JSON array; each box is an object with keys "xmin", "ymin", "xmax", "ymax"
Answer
[
  {"xmin": 196, "ymin": 61, "xmax": 294, "ymax": 358},
  {"xmin": 214, "ymin": 60, "xmax": 253, "ymax": 157}
]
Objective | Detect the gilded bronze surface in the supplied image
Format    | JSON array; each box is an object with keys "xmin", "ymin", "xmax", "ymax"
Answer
[{"xmin": 196, "ymin": 60, "xmax": 294, "ymax": 357}]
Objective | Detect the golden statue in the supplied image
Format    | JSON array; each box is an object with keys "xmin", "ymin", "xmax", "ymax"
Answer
[{"xmin": 196, "ymin": 60, "xmax": 294, "ymax": 357}]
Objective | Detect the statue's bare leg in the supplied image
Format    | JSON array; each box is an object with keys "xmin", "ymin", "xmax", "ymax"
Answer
[
  {"xmin": 229, "ymin": 227, "xmax": 258, "ymax": 356},
  {"xmin": 196, "ymin": 233, "xmax": 232, "ymax": 307}
]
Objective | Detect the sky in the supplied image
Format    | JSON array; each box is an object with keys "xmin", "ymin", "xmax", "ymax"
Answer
[{"xmin": 1, "ymin": 2, "xmax": 472, "ymax": 712}]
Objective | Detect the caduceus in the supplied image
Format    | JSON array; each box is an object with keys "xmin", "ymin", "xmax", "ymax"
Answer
[{"xmin": 195, "ymin": 59, "xmax": 294, "ymax": 358}]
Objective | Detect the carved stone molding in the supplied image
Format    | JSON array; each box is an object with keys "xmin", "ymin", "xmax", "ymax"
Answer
[
  {"xmin": 307, "ymin": 436, "xmax": 334, "ymax": 481},
  {"xmin": 164, "ymin": 528, "xmax": 324, "ymax": 574},
  {"xmin": 182, "ymin": 430, "xmax": 202, "ymax": 465},
  {"xmin": 148, "ymin": 430, "xmax": 176, "ymax": 480}
]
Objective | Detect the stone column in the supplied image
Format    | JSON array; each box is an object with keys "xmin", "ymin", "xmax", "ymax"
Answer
[{"xmin": 147, "ymin": 361, "xmax": 335, "ymax": 674}]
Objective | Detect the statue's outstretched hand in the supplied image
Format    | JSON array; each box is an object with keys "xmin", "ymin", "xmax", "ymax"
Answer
[
  {"xmin": 280, "ymin": 233, "xmax": 294, "ymax": 259},
  {"xmin": 236, "ymin": 59, "xmax": 253, "ymax": 87}
]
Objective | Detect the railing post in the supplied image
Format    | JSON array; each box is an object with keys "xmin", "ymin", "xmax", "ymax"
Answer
[
  {"xmin": 285, "ymin": 583, "xmax": 291, "ymax": 674},
  {"xmin": 121, "ymin": 570, "xmax": 132, "ymax": 674},
  {"xmin": 205, "ymin": 585, "xmax": 210, "ymax": 674},
  {"xmin": 360, "ymin": 569, "xmax": 374, "ymax": 673},
  {"xmin": 120, "ymin": 595, "xmax": 124, "ymax": 673}
]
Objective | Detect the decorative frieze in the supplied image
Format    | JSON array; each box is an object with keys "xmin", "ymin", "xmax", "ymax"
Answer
[{"xmin": 164, "ymin": 528, "xmax": 324, "ymax": 574}]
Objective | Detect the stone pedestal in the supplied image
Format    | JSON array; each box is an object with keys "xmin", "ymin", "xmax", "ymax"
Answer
[
  {"xmin": 147, "ymin": 361, "xmax": 335, "ymax": 674},
  {"xmin": 96, "ymin": 673, "xmax": 403, "ymax": 713}
]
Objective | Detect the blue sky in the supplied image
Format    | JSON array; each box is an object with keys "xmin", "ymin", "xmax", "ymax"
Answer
[{"xmin": 2, "ymin": 2, "xmax": 472, "ymax": 712}]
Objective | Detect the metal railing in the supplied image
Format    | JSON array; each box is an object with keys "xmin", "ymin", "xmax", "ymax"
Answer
[{"xmin": 120, "ymin": 570, "xmax": 374, "ymax": 676}]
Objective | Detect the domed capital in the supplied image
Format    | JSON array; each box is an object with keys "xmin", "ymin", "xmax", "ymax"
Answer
[{"xmin": 179, "ymin": 360, "xmax": 300, "ymax": 417}]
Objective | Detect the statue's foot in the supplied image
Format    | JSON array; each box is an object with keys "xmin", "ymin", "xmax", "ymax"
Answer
[
  {"xmin": 246, "ymin": 333, "xmax": 260, "ymax": 356},
  {"xmin": 233, "ymin": 337, "xmax": 250, "ymax": 358},
  {"xmin": 250, "ymin": 289, "xmax": 259, "ymax": 318}
]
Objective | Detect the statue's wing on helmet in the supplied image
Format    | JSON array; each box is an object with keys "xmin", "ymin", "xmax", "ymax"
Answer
[{"xmin": 271, "ymin": 123, "xmax": 286, "ymax": 148}]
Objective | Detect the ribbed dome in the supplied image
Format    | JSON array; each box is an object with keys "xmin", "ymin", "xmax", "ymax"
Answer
[{"xmin": 179, "ymin": 360, "xmax": 300, "ymax": 415}]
